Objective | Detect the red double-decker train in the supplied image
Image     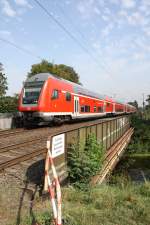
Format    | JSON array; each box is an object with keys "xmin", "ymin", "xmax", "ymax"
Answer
[{"xmin": 18, "ymin": 73, "xmax": 136, "ymax": 126}]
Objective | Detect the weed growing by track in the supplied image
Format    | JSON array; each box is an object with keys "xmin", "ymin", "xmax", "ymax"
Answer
[{"xmin": 67, "ymin": 133, "xmax": 104, "ymax": 189}]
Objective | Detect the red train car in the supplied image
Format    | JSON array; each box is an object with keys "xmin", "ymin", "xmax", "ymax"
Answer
[{"xmin": 18, "ymin": 73, "xmax": 136, "ymax": 126}]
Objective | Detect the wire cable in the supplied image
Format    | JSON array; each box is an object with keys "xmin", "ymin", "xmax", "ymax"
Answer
[
  {"xmin": 33, "ymin": 0, "xmax": 112, "ymax": 77},
  {"xmin": 0, "ymin": 37, "xmax": 42, "ymax": 60},
  {"xmin": 54, "ymin": 1, "xmax": 112, "ymax": 73}
]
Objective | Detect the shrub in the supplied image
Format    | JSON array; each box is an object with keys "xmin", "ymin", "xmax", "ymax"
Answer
[
  {"xmin": 0, "ymin": 96, "xmax": 18, "ymax": 113},
  {"xmin": 68, "ymin": 133, "xmax": 104, "ymax": 188},
  {"xmin": 127, "ymin": 115, "xmax": 150, "ymax": 153}
]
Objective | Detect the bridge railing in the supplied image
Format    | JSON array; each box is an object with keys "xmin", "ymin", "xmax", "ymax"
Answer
[{"xmin": 44, "ymin": 115, "xmax": 132, "ymax": 188}]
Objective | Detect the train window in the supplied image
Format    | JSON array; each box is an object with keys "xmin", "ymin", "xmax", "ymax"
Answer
[
  {"xmin": 85, "ymin": 105, "xmax": 90, "ymax": 112},
  {"xmin": 106, "ymin": 103, "xmax": 110, "ymax": 107},
  {"xmin": 80, "ymin": 105, "xmax": 90, "ymax": 112},
  {"xmin": 66, "ymin": 92, "xmax": 71, "ymax": 101},
  {"xmin": 94, "ymin": 106, "xmax": 97, "ymax": 112},
  {"xmin": 81, "ymin": 106, "xmax": 85, "ymax": 112},
  {"xmin": 116, "ymin": 108, "xmax": 123, "ymax": 112},
  {"xmin": 98, "ymin": 106, "xmax": 103, "ymax": 113},
  {"xmin": 51, "ymin": 89, "xmax": 59, "ymax": 99},
  {"xmin": 23, "ymin": 87, "xmax": 41, "ymax": 105}
]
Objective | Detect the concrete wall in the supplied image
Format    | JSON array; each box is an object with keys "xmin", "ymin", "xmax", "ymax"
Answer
[{"xmin": 0, "ymin": 112, "xmax": 23, "ymax": 130}]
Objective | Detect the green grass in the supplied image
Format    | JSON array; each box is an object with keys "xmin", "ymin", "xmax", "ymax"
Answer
[{"xmin": 21, "ymin": 183, "xmax": 150, "ymax": 225}]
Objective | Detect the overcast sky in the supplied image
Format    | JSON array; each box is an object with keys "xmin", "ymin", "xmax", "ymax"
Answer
[{"xmin": 0, "ymin": 0, "xmax": 150, "ymax": 105}]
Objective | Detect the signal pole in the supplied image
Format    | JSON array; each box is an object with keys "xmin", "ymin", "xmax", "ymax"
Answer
[{"xmin": 142, "ymin": 93, "xmax": 145, "ymax": 119}]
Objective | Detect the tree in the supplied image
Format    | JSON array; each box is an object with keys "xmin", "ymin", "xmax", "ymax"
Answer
[
  {"xmin": 28, "ymin": 60, "xmax": 80, "ymax": 84},
  {"xmin": 28, "ymin": 60, "xmax": 53, "ymax": 77},
  {"xmin": 128, "ymin": 100, "xmax": 138, "ymax": 109},
  {"xmin": 146, "ymin": 95, "xmax": 150, "ymax": 107},
  {"xmin": 0, "ymin": 63, "xmax": 8, "ymax": 96},
  {"xmin": 0, "ymin": 95, "xmax": 18, "ymax": 113}
]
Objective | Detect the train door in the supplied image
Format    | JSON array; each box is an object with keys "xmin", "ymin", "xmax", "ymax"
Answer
[
  {"xmin": 74, "ymin": 96, "xmax": 79, "ymax": 117},
  {"xmin": 113, "ymin": 103, "xmax": 115, "ymax": 113}
]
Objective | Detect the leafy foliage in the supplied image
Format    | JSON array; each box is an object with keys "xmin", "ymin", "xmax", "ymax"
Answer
[
  {"xmin": 0, "ymin": 64, "xmax": 18, "ymax": 113},
  {"xmin": 24, "ymin": 211, "xmax": 52, "ymax": 225},
  {"xmin": 68, "ymin": 134, "xmax": 104, "ymax": 187},
  {"xmin": 127, "ymin": 115, "xmax": 150, "ymax": 153},
  {"xmin": 128, "ymin": 100, "xmax": 138, "ymax": 109},
  {"xmin": 28, "ymin": 60, "xmax": 80, "ymax": 84},
  {"xmin": 146, "ymin": 95, "xmax": 150, "ymax": 107},
  {"xmin": 0, "ymin": 63, "xmax": 8, "ymax": 96},
  {"xmin": 0, "ymin": 95, "xmax": 18, "ymax": 113}
]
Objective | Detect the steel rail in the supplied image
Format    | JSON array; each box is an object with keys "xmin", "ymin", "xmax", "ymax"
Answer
[
  {"xmin": 0, "ymin": 148, "xmax": 47, "ymax": 171},
  {"xmin": 0, "ymin": 127, "xmax": 50, "ymax": 138},
  {"xmin": 0, "ymin": 137, "xmax": 47, "ymax": 153},
  {"xmin": 0, "ymin": 128, "xmax": 27, "ymax": 137}
]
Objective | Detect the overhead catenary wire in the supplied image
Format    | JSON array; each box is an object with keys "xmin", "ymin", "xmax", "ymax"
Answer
[
  {"xmin": 54, "ymin": 0, "xmax": 112, "ymax": 73},
  {"xmin": 0, "ymin": 37, "xmax": 42, "ymax": 60},
  {"xmin": 33, "ymin": 0, "xmax": 112, "ymax": 78}
]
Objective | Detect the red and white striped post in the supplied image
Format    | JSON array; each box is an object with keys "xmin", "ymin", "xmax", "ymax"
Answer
[{"xmin": 44, "ymin": 140, "xmax": 62, "ymax": 225}]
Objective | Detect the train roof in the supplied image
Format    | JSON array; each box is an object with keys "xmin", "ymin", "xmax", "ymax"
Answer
[
  {"xmin": 25, "ymin": 73, "xmax": 106, "ymax": 100},
  {"xmin": 25, "ymin": 73, "xmax": 126, "ymax": 104},
  {"xmin": 26, "ymin": 73, "xmax": 51, "ymax": 82}
]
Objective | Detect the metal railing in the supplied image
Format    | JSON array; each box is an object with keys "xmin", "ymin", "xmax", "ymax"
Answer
[{"xmin": 45, "ymin": 115, "xmax": 131, "ymax": 185}]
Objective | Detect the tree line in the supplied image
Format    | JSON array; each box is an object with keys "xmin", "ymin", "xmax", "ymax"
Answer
[{"xmin": 0, "ymin": 63, "xmax": 18, "ymax": 113}]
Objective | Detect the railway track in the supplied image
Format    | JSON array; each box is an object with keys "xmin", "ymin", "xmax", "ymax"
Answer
[
  {"xmin": 0, "ymin": 128, "xmax": 27, "ymax": 138},
  {"xmin": 0, "ymin": 137, "xmax": 46, "ymax": 154},
  {"xmin": 0, "ymin": 116, "xmax": 130, "ymax": 172},
  {"xmin": 0, "ymin": 126, "xmax": 55, "ymax": 139},
  {"xmin": 0, "ymin": 147, "xmax": 47, "ymax": 171}
]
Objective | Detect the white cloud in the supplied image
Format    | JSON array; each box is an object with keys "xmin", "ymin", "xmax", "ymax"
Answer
[
  {"xmin": 118, "ymin": 8, "xmax": 149, "ymax": 27},
  {"xmin": 0, "ymin": 29, "xmax": 13, "ymax": 41},
  {"xmin": 14, "ymin": 0, "xmax": 33, "ymax": 9},
  {"xmin": 65, "ymin": 0, "xmax": 71, "ymax": 5},
  {"xmin": 0, "ymin": 30, "xmax": 11, "ymax": 36},
  {"xmin": 143, "ymin": 27, "xmax": 150, "ymax": 37},
  {"xmin": 93, "ymin": 7, "xmax": 101, "ymax": 15},
  {"xmin": 97, "ymin": 0, "xmax": 105, "ymax": 7},
  {"xmin": 142, "ymin": 0, "xmax": 150, "ymax": 7},
  {"xmin": 127, "ymin": 12, "xmax": 149, "ymax": 26},
  {"xmin": 101, "ymin": 14, "xmax": 110, "ymax": 22},
  {"xmin": 77, "ymin": 2, "xmax": 86, "ymax": 15},
  {"xmin": 1, "ymin": 0, "xmax": 16, "ymax": 17},
  {"xmin": 77, "ymin": 0, "xmax": 100, "ymax": 19},
  {"xmin": 103, "ymin": 7, "xmax": 111, "ymax": 15},
  {"xmin": 133, "ymin": 52, "xmax": 145, "ymax": 61},
  {"xmin": 0, "ymin": 0, "xmax": 32, "ymax": 18},
  {"xmin": 139, "ymin": 0, "xmax": 150, "ymax": 16},
  {"xmin": 109, "ymin": 0, "xmax": 119, "ymax": 4},
  {"xmin": 101, "ymin": 23, "xmax": 114, "ymax": 37},
  {"xmin": 121, "ymin": 0, "xmax": 136, "ymax": 8}
]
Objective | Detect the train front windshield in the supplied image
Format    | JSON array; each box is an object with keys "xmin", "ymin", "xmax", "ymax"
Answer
[{"xmin": 22, "ymin": 81, "xmax": 44, "ymax": 105}]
